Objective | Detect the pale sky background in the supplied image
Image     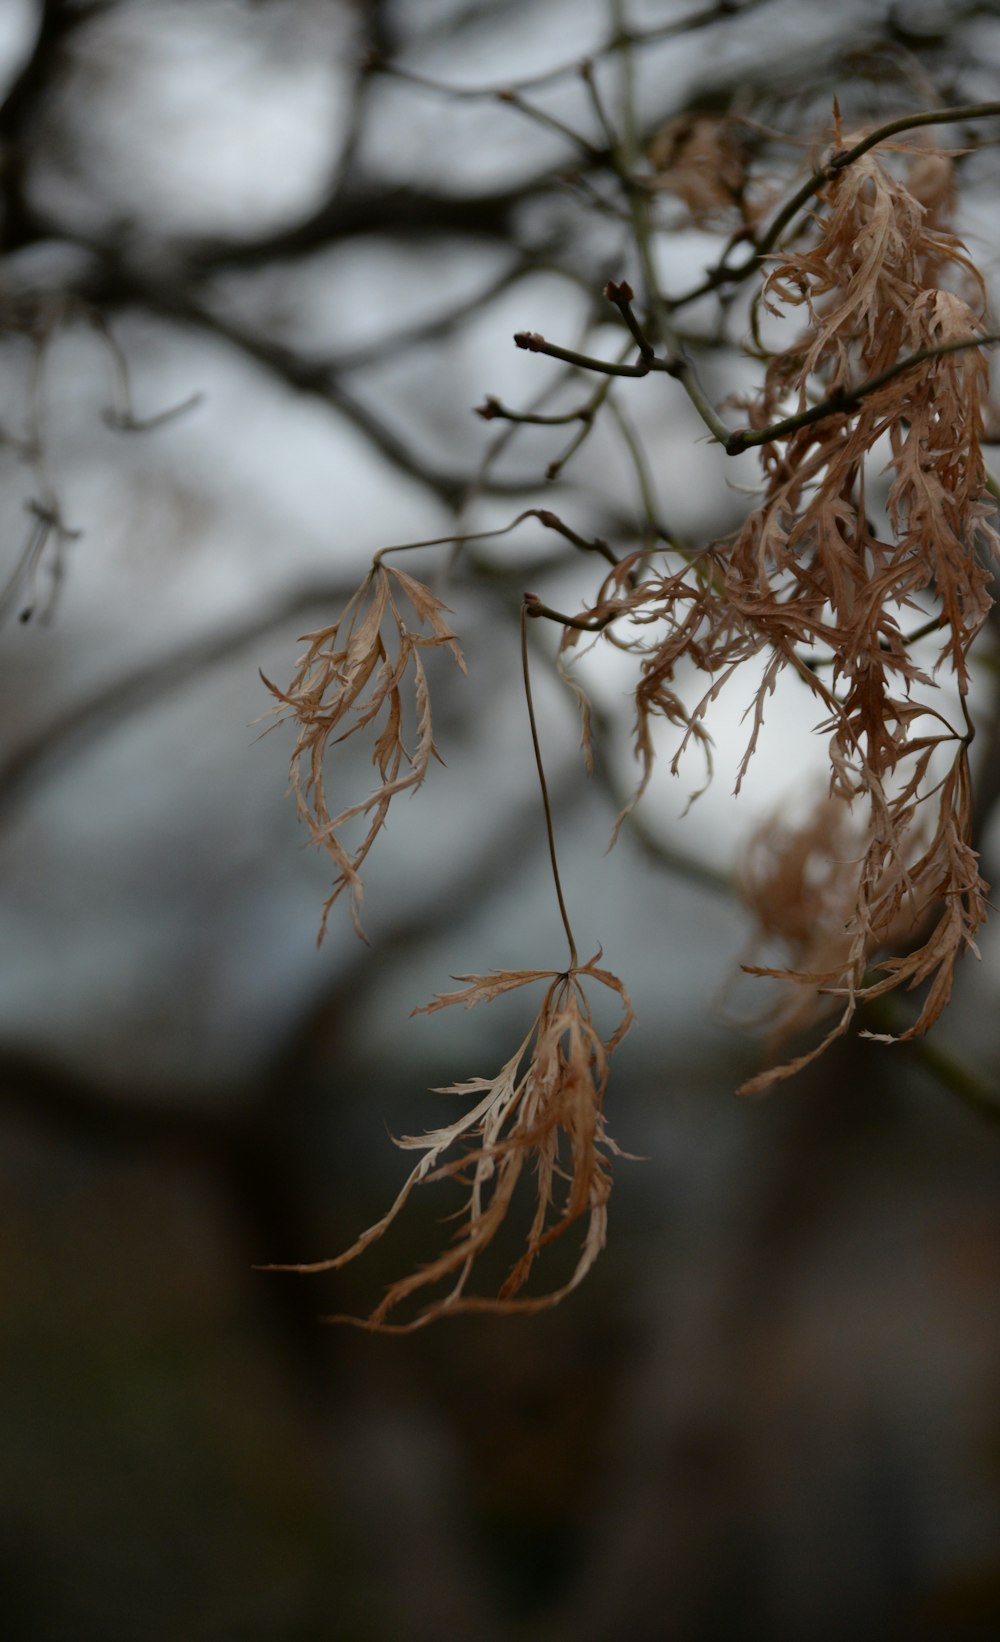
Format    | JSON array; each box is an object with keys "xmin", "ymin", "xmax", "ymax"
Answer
[{"xmin": 0, "ymin": 0, "xmax": 998, "ymax": 1107}]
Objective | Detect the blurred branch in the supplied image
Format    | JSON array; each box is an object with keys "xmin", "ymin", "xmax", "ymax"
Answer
[
  {"xmin": 331, "ymin": 256, "xmax": 548, "ymax": 373},
  {"xmin": 863, "ymin": 998, "xmax": 1000, "ymax": 1127},
  {"xmin": 496, "ymin": 86, "xmax": 604, "ymax": 162},
  {"xmin": 182, "ymin": 179, "xmax": 549, "ymax": 272},
  {"xmin": 83, "ymin": 258, "xmax": 538, "ymax": 505},
  {"xmin": 0, "ymin": 1042, "xmax": 230, "ymax": 1154},
  {"xmin": 0, "ymin": 579, "xmax": 360, "ymax": 822},
  {"xmin": 372, "ymin": 0, "xmax": 774, "ymax": 99},
  {"xmin": 0, "ymin": 0, "xmax": 96, "ymax": 251}
]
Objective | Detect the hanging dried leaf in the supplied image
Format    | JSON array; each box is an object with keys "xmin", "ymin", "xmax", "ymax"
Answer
[
  {"xmin": 264, "ymin": 562, "xmax": 465, "ymax": 941},
  {"xmin": 570, "ymin": 126, "xmax": 997, "ymax": 1082},
  {"xmin": 264, "ymin": 956, "xmax": 634, "ymax": 1331}
]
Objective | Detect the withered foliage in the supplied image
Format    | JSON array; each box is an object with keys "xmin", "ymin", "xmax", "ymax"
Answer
[
  {"xmin": 563, "ymin": 129, "xmax": 997, "ymax": 1086},
  {"xmin": 736, "ymin": 792, "xmax": 923, "ymax": 1077},
  {"xmin": 270, "ymin": 110, "xmax": 999, "ymax": 1321},
  {"xmin": 269, "ymin": 957, "xmax": 633, "ymax": 1332},
  {"xmin": 265, "ymin": 561, "xmax": 465, "ymax": 941},
  {"xmin": 647, "ymin": 113, "xmax": 755, "ymax": 227},
  {"xmin": 729, "ymin": 140, "xmax": 995, "ymax": 1080}
]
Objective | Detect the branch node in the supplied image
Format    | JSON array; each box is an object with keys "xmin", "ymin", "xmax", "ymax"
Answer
[
  {"xmin": 605, "ymin": 279, "xmax": 656, "ymax": 358},
  {"xmin": 604, "ymin": 279, "xmax": 634, "ymax": 303}
]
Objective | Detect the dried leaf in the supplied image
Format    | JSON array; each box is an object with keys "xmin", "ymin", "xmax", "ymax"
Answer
[
  {"xmin": 596, "ymin": 127, "xmax": 996, "ymax": 1080},
  {"xmin": 267, "ymin": 562, "xmax": 465, "ymax": 940},
  {"xmin": 647, "ymin": 114, "xmax": 753, "ymax": 226},
  {"xmin": 266, "ymin": 955, "xmax": 634, "ymax": 1331}
]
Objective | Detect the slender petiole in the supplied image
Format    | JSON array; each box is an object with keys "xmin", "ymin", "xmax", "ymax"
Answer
[{"xmin": 521, "ymin": 595, "xmax": 579, "ymax": 971}]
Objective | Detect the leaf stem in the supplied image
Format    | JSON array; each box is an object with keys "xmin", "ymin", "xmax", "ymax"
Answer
[
  {"xmin": 521, "ymin": 594, "xmax": 579, "ymax": 970},
  {"xmin": 372, "ymin": 509, "xmax": 565, "ymax": 567}
]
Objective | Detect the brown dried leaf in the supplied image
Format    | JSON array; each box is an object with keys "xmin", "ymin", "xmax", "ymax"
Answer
[
  {"xmin": 647, "ymin": 114, "xmax": 751, "ymax": 226},
  {"xmin": 267, "ymin": 955, "xmax": 634, "ymax": 1331},
  {"xmin": 267, "ymin": 562, "xmax": 465, "ymax": 940},
  {"xmin": 606, "ymin": 126, "xmax": 996, "ymax": 1082}
]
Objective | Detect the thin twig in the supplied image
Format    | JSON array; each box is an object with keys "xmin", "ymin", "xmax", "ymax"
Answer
[
  {"xmin": 604, "ymin": 279, "xmax": 654, "ymax": 357},
  {"xmin": 524, "ymin": 595, "xmax": 620, "ymax": 632},
  {"xmin": 726, "ymin": 332, "xmax": 1000, "ymax": 454},
  {"xmin": 670, "ymin": 100, "xmax": 1000, "ymax": 311},
  {"xmin": 368, "ymin": 1, "xmax": 769, "ymax": 101},
  {"xmin": 372, "ymin": 509, "xmax": 550, "ymax": 568},
  {"xmin": 543, "ymin": 339, "xmax": 631, "ymax": 479},
  {"xmin": 475, "ymin": 395, "xmax": 588, "ymax": 426},
  {"xmin": 606, "ymin": 396, "xmax": 662, "ymax": 553},
  {"xmin": 89, "ymin": 312, "xmax": 204, "ymax": 432},
  {"xmin": 514, "ymin": 327, "xmax": 732, "ymax": 444},
  {"xmin": 495, "ymin": 88, "xmax": 603, "ymax": 161},
  {"xmin": 533, "ymin": 510, "xmax": 621, "ymax": 570},
  {"xmin": 521, "ymin": 594, "xmax": 579, "ymax": 970},
  {"xmin": 514, "ymin": 330, "xmax": 665, "ymax": 376},
  {"xmin": 588, "ymin": 11, "xmax": 733, "ymax": 448}
]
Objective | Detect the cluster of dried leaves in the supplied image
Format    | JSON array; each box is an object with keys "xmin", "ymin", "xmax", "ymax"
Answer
[
  {"xmin": 267, "ymin": 555, "xmax": 634, "ymax": 1325},
  {"xmin": 270, "ymin": 116, "xmax": 997, "ymax": 1323},
  {"xmin": 264, "ymin": 560, "xmax": 465, "ymax": 942},
  {"xmin": 267, "ymin": 957, "xmax": 633, "ymax": 1331},
  {"xmin": 647, "ymin": 112, "xmax": 757, "ymax": 227},
  {"xmin": 573, "ymin": 127, "xmax": 998, "ymax": 1090}
]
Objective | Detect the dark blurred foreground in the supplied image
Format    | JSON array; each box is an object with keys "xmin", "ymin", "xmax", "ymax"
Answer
[{"xmin": 4, "ymin": 1024, "xmax": 1000, "ymax": 1641}]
